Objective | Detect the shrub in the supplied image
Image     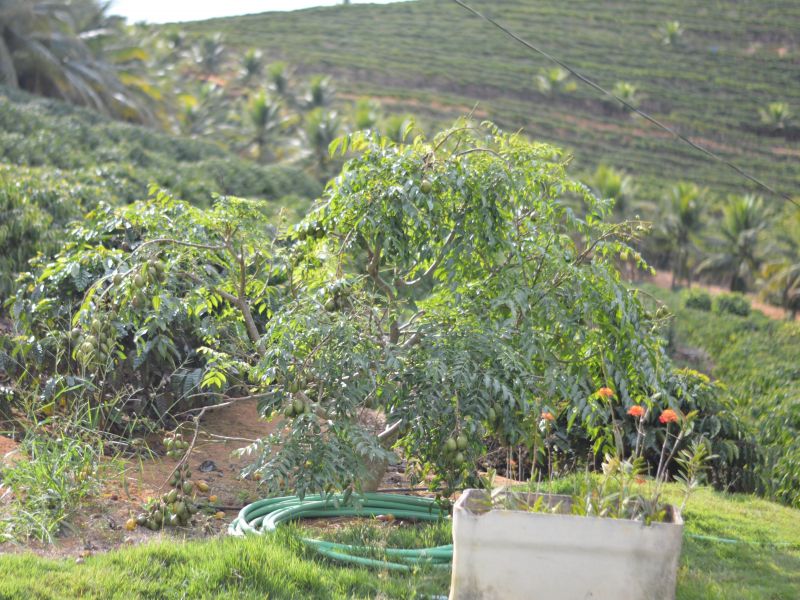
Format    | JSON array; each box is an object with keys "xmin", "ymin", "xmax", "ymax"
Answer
[
  {"xmin": 240, "ymin": 122, "xmax": 718, "ymax": 496},
  {"xmin": 0, "ymin": 88, "xmax": 321, "ymax": 308},
  {"xmin": 7, "ymin": 192, "xmax": 287, "ymax": 427},
  {"xmin": 644, "ymin": 283, "xmax": 800, "ymax": 508},
  {"xmin": 683, "ymin": 289, "xmax": 712, "ymax": 311},
  {"xmin": 715, "ymin": 293, "xmax": 751, "ymax": 316}
]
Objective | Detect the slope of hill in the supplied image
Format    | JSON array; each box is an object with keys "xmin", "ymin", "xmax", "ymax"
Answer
[
  {"xmin": 0, "ymin": 86, "xmax": 322, "ymax": 299},
  {"xmin": 187, "ymin": 0, "xmax": 800, "ymax": 202}
]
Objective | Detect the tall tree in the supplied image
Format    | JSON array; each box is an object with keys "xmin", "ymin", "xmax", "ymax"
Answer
[
  {"xmin": 660, "ymin": 183, "xmax": 706, "ymax": 289},
  {"xmin": 696, "ymin": 194, "xmax": 772, "ymax": 292},
  {"xmin": 303, "ymin": 74, "xmax": 334, "ymax": 109},
  {"xmin": 591, "ymin": 164, "xmax": 637, "ymax": 220},
  {"xmin": 763, "ymin": 209, "xmax": 800, "ymax": 319},
  {"xmin": 0, "ymin": 0, "xmax": 148, "ymax": 120},
  {"xmin": 246, "ymin": 91, "xmax": 283, "ymax": 163}
]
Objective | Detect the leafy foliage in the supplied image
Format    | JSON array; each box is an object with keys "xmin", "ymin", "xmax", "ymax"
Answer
[
  {"xmin": 190, "ymin": 0, "xmax": 799, "ymax": 204},
  {"xmin": 0, "ymin": 86, "xmax": 320, "ymax": 302},
  {"xmin": 714, "ymin": 293, "xmax": 751, "ymax": 317},
  {"xmin": 7, "ymin": 192, "xmax": 286, "ymax": 426},
  {"xmin": 242, "ymin": 122, "xmax": 718, "ymax": 497},
  {"xmin": 0, "ymin": 0, "xmax": 151, "ymax": 121},
  {"xmin": 759, "ymin": 102, "xmax": 792, "ymax": 130},
  {"xmin": 651, "ymin": 284, "xmax": 800, "ymax": 507},
  {"xmin": 683, "ymin": 290, "xmax": 712, "ymax": 312},
  {"xmin": 696, "ymin": 195, "xmax": 772, "ymax": 292}
]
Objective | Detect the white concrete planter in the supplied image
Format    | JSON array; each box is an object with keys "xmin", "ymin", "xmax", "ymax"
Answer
[{"xmin": 449, "ymin": 489, "xmax": 683, "ymax": 600}]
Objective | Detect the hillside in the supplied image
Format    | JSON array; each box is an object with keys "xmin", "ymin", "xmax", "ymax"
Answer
[
  {"xmin": 0, "ymin": 86, "xmax": 322, "ymax": 298},
  {"xmin": 186, "ymin": 0, "xmax": 800, "ymax": 202}
]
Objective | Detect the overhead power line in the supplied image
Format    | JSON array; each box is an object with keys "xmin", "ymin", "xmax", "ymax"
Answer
[{"xmin": 451, "ymin": 0, "xmax": 799, "ymax": 209}]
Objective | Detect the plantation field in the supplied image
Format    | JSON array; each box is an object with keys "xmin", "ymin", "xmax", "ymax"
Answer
[
  {"xmin": 0, "ymin": 486, "xmax": 796, "ymax": 599},
  {"xmin": 185, "ymin": 0, "xmax": 800, "ymax": 201},
  {"xmin": 643, "ymin": 283, "xmax": 800, "ymax": 508},
  {"xmin": 0, "ymin": 86, "xmax": 320, "ymax": 299}
]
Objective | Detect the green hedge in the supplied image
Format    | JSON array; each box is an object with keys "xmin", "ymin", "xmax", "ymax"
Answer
[
  {"xmin": 714, "ymin": 292, "xmax": 751, "ymax": 317},
  {"xmin": 683, "ymin": 289, "xmax": 712, "ymax": 311}
]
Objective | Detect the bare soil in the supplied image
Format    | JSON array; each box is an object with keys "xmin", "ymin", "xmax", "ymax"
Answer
[
  {"xmin": 0, "ymin": 400, "xmax": 444, "ymax": 560},
  {"xmin": 0, "ymin": 399, "xmax": 279, "ymax": 559}
]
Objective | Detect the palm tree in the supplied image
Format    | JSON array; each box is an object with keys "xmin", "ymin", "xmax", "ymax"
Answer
[
  {"xmin": 354, "ymin": 97, "xmax": 381, "ymax": 130},
  {"xmin": 696, "ymin": 194, "xmax": 772, "ymax": 292},
  {"xmin": 534, "ymin": 67, "xmax": 576, "ymax": 95},
  {"xmin": 591, "ymin": 164, "xmax": 638, "ymax": 219},
  {"xmin": 759, "ymin": 102, "xmax": 792, "ymax": 130},
  {"xmin": 383, "ymin": 114, "xmax": 415, "ymax": 144},
  {"xmin": 176, "ymin": 83, "xmax": 225, "ymax": 137},
  {"xmin": 657, "ymin": 21, "xmax": 684, "ymax": 46},
  {"xmin": 660, "ymin": 183, "xmax": 706, "ymax": 289},
  {"xmin": 246, "ymin": 92, "xmax": 283, "ymax": 163},
  {"xmin": 763, "ymin": 261, "xmax": 800, "ymax": 319},
  {"xmin": 267, "ymin": 62, "xmax": 292, "ymax": 99},
  {"xmin": 240, "ymin": 48, "xmax": 263, "ymax": 83},
  {"xmin": 193, "ymin": 34, "xmax": 226, "ymax": 76},
  {"xmin": 0, "ymin": 0, "xmax": 148, "ymax": 120},
  {"xmin": 305, "ymin": 108, "xmax": 341, "ymax": 174},
  {"xmin": 610, "ymin": 81, "xmax": 641, "ymax": 111},
  {"xmin": 762, "ymin": 210, "xmax": 800, "ymax": 319},
  {"xmin": 304, "ymin": 75, "xmax": 334, "ymax": 109}
]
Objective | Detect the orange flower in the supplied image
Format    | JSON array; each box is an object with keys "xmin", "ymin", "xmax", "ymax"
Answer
[
  {"xmin": 627, "ymin": 405, "xmax": 645, "ymax": 418},
  {"xmin": 597, "ymin": 387, "xmax": 615, "ymax": 399},
  {"xmin": 635, "ymin": 476, "xmax": 647, "ymax": 485},
  {"xmin": 541, "ymin": 411, "xmax": 555, "ymax": 422},
  {"xmin": 659, "ymin": 409, "xmax": 679, "ymax": 424}
]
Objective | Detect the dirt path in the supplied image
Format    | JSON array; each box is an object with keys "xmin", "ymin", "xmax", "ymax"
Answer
[{"xmin": 648, "ymin": 270, "xmax": 797, "ymax": 321}]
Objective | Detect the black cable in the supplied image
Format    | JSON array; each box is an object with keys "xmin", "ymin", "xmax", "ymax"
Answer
[{"xmin": 451, "ymin": 0, "xmax": 799, "ymax": 209}]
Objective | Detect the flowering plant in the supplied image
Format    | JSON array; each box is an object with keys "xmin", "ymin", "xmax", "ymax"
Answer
[{"xmin": 485, "ymin": 386, "xmax": 714, "ymax": 524}]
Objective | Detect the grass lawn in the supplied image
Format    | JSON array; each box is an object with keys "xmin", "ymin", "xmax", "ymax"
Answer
[{"xmin": 0, "ymin": 486, "xmax": 797, "ymax": 599}]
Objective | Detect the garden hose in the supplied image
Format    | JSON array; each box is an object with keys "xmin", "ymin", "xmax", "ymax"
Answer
[{"xmin": 228, "ymin": 492, "xmax": 453, "ymax": 571}]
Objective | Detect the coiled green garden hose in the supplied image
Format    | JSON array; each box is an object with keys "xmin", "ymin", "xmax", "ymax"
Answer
[{"xmin": 228, "ymin": 492, "xmax": 453, "ymax": 571}]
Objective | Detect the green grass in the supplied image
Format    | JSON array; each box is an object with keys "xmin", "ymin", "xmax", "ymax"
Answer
[
  {"xmin": 677, "ymin": 489, "xmax": 800, "ymax": 599},
  {"xmin": 184, "ymin": 0, "xmax": 800, "ymax": 202},
  {"xmin": 0, "ymin": 487, "xmax": 797, "ymax": 598}
]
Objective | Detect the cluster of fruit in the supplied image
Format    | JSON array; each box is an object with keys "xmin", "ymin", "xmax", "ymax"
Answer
[
  {"xmin": 444, "ymin": 433, "xmax": 469, "ymax": 466},
  {"xmin": 323, "ymin": 280, "xmax": 352, "ymax": 312},
  {"xmin": 295, "ymin": 220, "xmax": 326, "ymax": 241},
  {"xmin": 284, "ymin": 394, "xmax": 312, "ymax": 419},
  {"xmin": 72, "ymin": 317, "xmax": 117, "ymax": 366},
  {"xmin": 122, "ymin": 258, "xmax": 166, "ymax": 309},
  {"xmin": 486, "ymin": 404, "xmax": 500, "ymax": 425},
  {"xmin": 127, "ymin": 464, "xmax": 202, "ymax": 531},
  {"xmin": 163, "ymin": 432, "xmax": 189, "ymax": 459}
]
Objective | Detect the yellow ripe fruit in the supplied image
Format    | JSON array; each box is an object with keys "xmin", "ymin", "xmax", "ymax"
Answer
[
  {"xmin": 214, "ymin": 511, "xmax": 225, "ymax": 520},
  {"xmin": 125, "ymin": 518, "xmax": 137, "ymax": 531},
  {"xmin": 195, "ymin": 480, "xmax": 210, "ymax": 493}
]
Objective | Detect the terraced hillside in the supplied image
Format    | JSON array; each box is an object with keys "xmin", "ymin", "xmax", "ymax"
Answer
[{"xmin": 187, "ymin": 0, "xmax": 800, "ymax": 202}]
